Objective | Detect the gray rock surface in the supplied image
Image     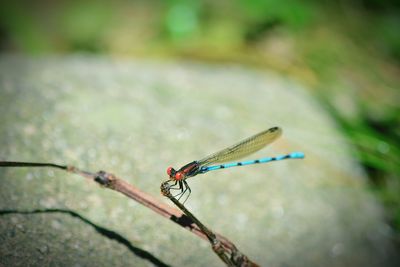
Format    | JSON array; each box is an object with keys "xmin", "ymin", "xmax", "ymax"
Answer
[{"xmin": 0, "ymin": 55, "xmax": 396, "ymax": 266}]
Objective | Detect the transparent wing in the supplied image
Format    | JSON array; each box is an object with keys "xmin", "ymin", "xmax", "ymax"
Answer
[{"xmin": 197, "ymin": 127, "xmax": 282, "ymax": 167}]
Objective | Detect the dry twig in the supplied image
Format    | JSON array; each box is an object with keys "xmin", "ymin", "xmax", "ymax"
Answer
[{"xmin": 0, "ymin": 161, "xmax": 259, "ymax": 266}]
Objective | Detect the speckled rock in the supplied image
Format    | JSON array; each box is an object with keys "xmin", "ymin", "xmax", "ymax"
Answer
[{"xmin": 0, "ymin": 55, "xmax": 397, "ymax": 267}]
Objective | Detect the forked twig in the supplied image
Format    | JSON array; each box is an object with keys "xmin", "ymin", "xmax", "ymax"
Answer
[
  {"xmin": 0, "ymin": 161, "xmax": 259, "ymax": 267},
  {"xmin": 161, "ymin": 181, "xmax": 255, "ymax": 266}
]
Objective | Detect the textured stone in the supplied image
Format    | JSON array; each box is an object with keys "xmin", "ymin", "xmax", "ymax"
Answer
[{"xmin": 0, "ymin": 55, "xmax": 396, "ymax": 266}]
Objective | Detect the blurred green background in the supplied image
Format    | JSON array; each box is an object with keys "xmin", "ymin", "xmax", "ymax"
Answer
[{"xmin": 1, "ymin": 0, "xmax": 399, "ymax": 241}]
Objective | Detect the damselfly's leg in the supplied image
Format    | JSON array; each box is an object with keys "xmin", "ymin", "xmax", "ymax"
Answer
[
  {"xmin": 172, "ymin": 180, "xmax": 185, "ymax": 198},
  {"xmin": 180, "ymin": 180, "xmax": 191, "ymax": 204},
  {"xmin": 175, "ymin": 181, "xmax": 192, "ymax": 204},
  {"xmin": 168, "ymin": 180, "xmax": 181, "ymax": 191},
  {"xmin": 177, "ymin": 181, "xmax": 189, "ymax": 201}
]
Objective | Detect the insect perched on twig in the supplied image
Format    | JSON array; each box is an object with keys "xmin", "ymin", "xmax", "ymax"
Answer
[{"xmin": 162, "ymin": 127, "xmax": 304, "ymax": 203}]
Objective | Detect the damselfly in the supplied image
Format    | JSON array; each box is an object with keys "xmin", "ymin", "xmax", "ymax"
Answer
[{"xmin": 164, "ymin": 127, "xmax": 304, "ymax": 202}]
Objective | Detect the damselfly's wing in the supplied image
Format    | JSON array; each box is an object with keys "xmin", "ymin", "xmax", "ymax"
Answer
[{"xmin": 197, "ymin": 127, "xmax": 282, "ymax": 167}]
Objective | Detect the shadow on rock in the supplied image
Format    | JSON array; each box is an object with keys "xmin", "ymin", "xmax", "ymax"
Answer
[{"xmin": 0, "ymin": 208, "xmax": 171, "ymax": 267}]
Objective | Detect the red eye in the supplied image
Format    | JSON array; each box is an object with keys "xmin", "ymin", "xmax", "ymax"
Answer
[
  {"xmin": 175, "ymin": 172, "xmax": 184, "ymax": 180},
  {"xmin": 167, "ymin": 167, "xmax": 173, "ymax": 176}
]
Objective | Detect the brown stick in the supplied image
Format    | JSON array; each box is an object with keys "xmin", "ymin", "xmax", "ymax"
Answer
[
  {"xmin": 0, "ymin": 161, "xmax": 259, "ymax": 267},
  {"xmin": 161, "ymin": 181, "xmax": 256, "ymax": 267},
  {"xmin": 88, "ymin": 169, "xmax": 209, "ymax": 240}
]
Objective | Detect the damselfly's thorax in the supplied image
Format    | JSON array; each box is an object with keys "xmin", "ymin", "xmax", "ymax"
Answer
[{"xmin": 166, "ymin": 161, "xmax": 200, "ymax": 181}]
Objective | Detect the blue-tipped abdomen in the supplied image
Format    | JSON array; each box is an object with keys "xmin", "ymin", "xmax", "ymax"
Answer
[{"xmin": 199, "ymin": 152, "xmax": 305, "ymax": 174}]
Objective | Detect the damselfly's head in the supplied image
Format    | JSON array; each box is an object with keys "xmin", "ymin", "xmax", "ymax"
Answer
[{"xmin": 167, "ymin": 166, "xmax": 184, "ymax": 181}]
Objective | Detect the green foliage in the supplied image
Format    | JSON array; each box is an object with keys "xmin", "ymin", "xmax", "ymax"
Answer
[
  {"xmin": 375, "ymin": 14, "xmax": 400, "ymax": 61},
  {"xmin": 237, "ymin": 0, "xmax": 315, "ymax": 30},
  {"xmin": 60, "ymin": 1, "xmax": 113, "ymax": 52},
  {"xmin": 164, "ymin": 1, "xmax": 201, "ymax": 41},
  {"xmin": 0, "ymin": 1, "xmax": 51, "ymax": 53},
  {"xmin": 321, "ymin": 96, "xmax": 400, "ymax": 229}
]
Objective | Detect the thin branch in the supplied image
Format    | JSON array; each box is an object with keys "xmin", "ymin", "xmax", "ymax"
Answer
[
  {"xmin": 0, "ymin": 161, "xmax": 207, "ymax": 240},
  {"xmin": 161, "ymin": 181, "xmax": 257, "ymax": 267},
  {"xmin": 0, "ymin": 161, "xmax": 259, "ymax": 267}
]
